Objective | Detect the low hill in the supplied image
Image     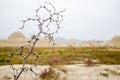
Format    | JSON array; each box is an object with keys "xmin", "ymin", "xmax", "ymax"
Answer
[
  {"xmin": 0, "ymin": 31, "xmax": 52, "ymax": 47},
  {"xmin": 8, "ymin": 31, "xmax": 26, "ymax": 40},
  {"xmin": 1, "ymin": 32, "xmax": 120, "ymax": 47},
  {"xmin": 108, "ymin": 36, "xmax": 120, "ymax": 47}
]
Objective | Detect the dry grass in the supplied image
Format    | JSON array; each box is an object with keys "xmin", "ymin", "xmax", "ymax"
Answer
[{"xmin": 0, "ymin": 47, "xmax": 120, "ymax": 65}]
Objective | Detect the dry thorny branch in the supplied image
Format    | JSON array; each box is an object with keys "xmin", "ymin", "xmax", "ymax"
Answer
[{"xmin": 7, "ymin": 2, "xmax": 65, "ymax": 80}]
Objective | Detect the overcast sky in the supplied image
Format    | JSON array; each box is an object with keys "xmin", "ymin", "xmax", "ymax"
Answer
[{"xmin": 0, "ymin": 0, "xmax": 120, "ymax": 41}]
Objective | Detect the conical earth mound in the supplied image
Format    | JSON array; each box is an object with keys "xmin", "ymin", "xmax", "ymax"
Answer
[
  {"xmin": 110, "ymin": 36, "xmax": 120, "ymax": 43},
  {"xmin": 8, "ymin": 31, "xmax": 26, "ymax": 39}
]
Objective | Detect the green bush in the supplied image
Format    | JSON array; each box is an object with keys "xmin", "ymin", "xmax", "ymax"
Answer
[{"xmin": 0, "ymin": 57, "xmax": 6, "ymax": 62}]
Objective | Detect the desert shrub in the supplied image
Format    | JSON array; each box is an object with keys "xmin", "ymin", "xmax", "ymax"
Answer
[
  {"xmin": 58, "ymin": 50, "xmax": 65, "ymax": 55},
  {"xmin": 39, "ymin": 67, "xmax": 66, "ymax": 80},
  {"xmin": 40, "ymin": 67, "xmax": 58, "ymax": 80},
  {"xmin": 0, "ymin": 57, "xmax": 6, "ymax": 62},
  {"xmin": 100, "ymin": 72, "xmax": 109, "ymax": 77},
  {"xmin": 84, "ymin": 58, "xmax": 99, "ymax": 67},
  {"xmin": 45, "ymin": 53, "xmax": 66, "ymax": 66}
]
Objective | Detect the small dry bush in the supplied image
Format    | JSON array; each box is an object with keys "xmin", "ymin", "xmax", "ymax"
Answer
[
  {"xmin": 84, "ymin": 58, "xmax": 99, "ymax": 67},
  {"xmin": 45, "ymin": 53, "xmax": 66, "ymax": 66},
  {"xmin": 39, "ymin": 67, "xmax": 66, "ymax": 80}
]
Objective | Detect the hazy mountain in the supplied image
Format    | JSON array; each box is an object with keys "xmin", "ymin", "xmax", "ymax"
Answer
[{"xmin": 54, "ymin": 37, "xmax": 81, "ymax": 43}]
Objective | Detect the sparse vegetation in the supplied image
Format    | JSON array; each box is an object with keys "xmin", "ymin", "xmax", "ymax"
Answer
[
  {"xmin": 0, "ymin": 57, "xmax": 6, "ymax": 62},
  {"xmin": 100, "ymin": 72, "xmax": 109, "ymax": 77},
  {"xmin": 0, "ymin": 47, "xmax": 120, "ymax": 65}
]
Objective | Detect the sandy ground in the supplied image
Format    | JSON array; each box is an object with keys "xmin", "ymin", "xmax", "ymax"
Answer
[
  {"xmin": 64, "ymin": 64, "xmax": 120, "ymax": 80},
  {"xmin": 0, "ymin": 64, "xmax": 120, "ymax": 80}
]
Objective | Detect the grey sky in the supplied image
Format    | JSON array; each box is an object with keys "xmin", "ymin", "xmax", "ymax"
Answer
[{"xmin": 0, "ymin": 0, "xmax": 120, "ymax": 40}]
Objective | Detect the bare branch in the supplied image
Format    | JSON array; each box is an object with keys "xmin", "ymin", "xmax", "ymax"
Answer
[{"xmin": 8, "ymin": 2, "xmax": 65, "ymax": 80}]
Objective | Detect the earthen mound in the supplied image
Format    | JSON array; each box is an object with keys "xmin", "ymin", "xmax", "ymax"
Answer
[
  {"xmin": 110, "ymin": 36, "xmax": 120, "ymax": 43},
  {"xmin": 8, "ymin": 31, "xmax": 26, "ymax": 40}
]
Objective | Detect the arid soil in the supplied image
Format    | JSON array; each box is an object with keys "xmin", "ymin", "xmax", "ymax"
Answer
[{"xmin": 0, "ymin": 64, "xmax": 120, "ymax": 80}]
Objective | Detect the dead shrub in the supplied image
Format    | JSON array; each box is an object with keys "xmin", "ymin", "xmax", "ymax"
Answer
[
  {"xmin": 39, "ymin": 67, "xmax": 66, "ymax": 80},
  {"xmin": 46, "ymin": 54, "xmax": 66, "ymax": 66}
]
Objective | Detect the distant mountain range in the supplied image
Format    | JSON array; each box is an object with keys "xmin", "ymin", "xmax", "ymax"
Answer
[{"xmin": 54, "ymin": 37, "xmax": 82, "ymax": 43}]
